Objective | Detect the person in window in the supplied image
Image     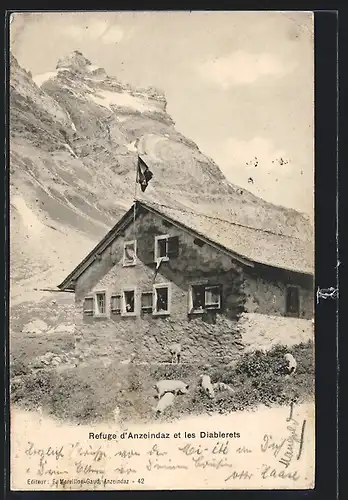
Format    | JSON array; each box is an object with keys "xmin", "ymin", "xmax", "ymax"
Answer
[
  {"xmin": 156, "ymin": 288, "xmax": 168, "ymax": 312},
  {"xmin": 125, "ymin": 292, "xmax": 135, "ymax": 313},
  {"xmin": 193, "ymin": 286, "xmax": 205, "ymax": 310}
]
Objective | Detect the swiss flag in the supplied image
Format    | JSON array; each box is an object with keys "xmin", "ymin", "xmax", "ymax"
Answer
[{"xmin": 137, "ymin": 155, "xmax": 153, "ymax": 192}]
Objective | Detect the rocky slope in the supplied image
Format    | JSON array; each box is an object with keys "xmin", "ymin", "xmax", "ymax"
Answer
[{"xmin": 9, "ymin": 50, "xmax": 313, "ymax": 330}]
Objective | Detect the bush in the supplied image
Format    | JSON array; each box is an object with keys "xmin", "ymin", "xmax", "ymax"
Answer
[
  {"xmin": 10, "ymin": 358, "xmax": 30, "ymax": 377},
  {"xmin": 236, "ymin": 350, "xmax": 284, "ymax": 377},
  {"xmin": 186, "ymin": 342, "xmax": 314, "ymax": 415},
  {"xmin": 10, "ymin": 341, "xmax": 315, "ymax": 423},
  {"xmin": 10, "ymin": 369, "xmax": 99, "ymax": 422},
  {"xmin": 235, "ymin": 342, "xmax": 314, "ymax": 378},
  {"xmin": 11, "ymin": 370, "xmax": 55, "ymax": 408}
]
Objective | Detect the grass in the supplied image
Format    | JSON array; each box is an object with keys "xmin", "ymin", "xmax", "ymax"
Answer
[{"xmin": 10, "ymin": 339, "xmax": 314, "ymax": 424}]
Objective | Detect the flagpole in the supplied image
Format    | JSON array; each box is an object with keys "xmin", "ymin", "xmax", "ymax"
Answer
[{"xmin": 133, "ymin": 156, "xmax": 138, "ymax": 241}]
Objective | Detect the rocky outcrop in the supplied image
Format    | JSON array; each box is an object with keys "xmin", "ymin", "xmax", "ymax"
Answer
[
  {"xmin": 31, "ymin": 351, "xmax": 82, "ymax": 368},
  {"xmin": 22, "ymin": 319, "xmax": 48, "ymax": 334}
]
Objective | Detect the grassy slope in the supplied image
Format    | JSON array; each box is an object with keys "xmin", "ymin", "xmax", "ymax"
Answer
[{"xmin": 11, "ymin": 334, "xmax": 314, "ymax": 424}]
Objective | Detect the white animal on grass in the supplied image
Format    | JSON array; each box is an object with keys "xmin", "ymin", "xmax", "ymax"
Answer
[
  {"xmin": 169, "ymin": 343, "xmax": 181, "ymax": 364},
  {"xmin": 154, "ymin": 380, "xmax": 189, "ymax": 399},
  {"xmin": 154, "ymin": 392, "xmax": 175, "ymax": 415},
  {"xmin": 284, "ymin": 353, "xmax": 297, "ymax": 376},
  {"xmin": 200, "ymin": 374, "xmax": 215, "ymax": 399}
]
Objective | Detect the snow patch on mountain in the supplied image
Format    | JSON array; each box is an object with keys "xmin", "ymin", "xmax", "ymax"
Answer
[
  {"xmin": 137, "ymin": 134, "xmax": 171, "ymax": 163},
  {"xmin": 88, "ymin": 90, "xmax": 160, "ymax": 113},
  {"xmin": 33, "ymin": 72, "xmax": 59, "ymax": 87},
  {"xmin": 11, "ymin": 196, "xmax": 45, "ymax": 235},
  {"xmin": 33, "ymin": 67, "xmax": 72, "ymax": 87}
]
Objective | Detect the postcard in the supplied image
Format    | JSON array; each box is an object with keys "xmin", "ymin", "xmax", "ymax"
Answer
[{"xmin": 9, "ymin": 10, "xmax": 315, "ymax": 490}]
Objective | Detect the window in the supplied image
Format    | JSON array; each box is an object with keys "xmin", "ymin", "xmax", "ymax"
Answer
[
  {"xmin": 110, "ymin": 294, "xmax": 121, "ymax": 314},
  {"xmin": 83, "ymin": 297, "xmax": 94, "ymax": 316},
  {"xmin": 153, "ymin": 284, "xmax": 171, "ymax": 315},
  {"xmin": 205, "ymin": 286, "xmax": 221, "ymax": 309},
  {"xmin": 154, "ymin": 235, "xmax": 179, "ymax": 263},
  {"xmin": 95, "ymin": 292, "xmax": 106, "ymax": 316},
  {"xmin": 122, "ymin": 289, "xmax": 136, "ymax": 315},
  {"xmin": 157, "ymin": 237, "xmax": 168, "ymax": 258},
  {"xmin": 123, "ymin": 240, "xmax": 137, "ymax": 266},
  {"xmin": 189, "ymin": 284, "xmax": 222, "ymax": 313},
  {"xmin": 286, "ymin": 286, "xmax": 300, "ymax": 316},
  {"xmin": 191, "ymin": 285, "xmax": 205, "ymax": 311},
  {"xmin": 141, "ymin": 292, "xmax": 153, "ymax": 313}
]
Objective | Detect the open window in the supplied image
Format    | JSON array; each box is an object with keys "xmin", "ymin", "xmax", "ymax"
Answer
[
  {"xmin": 189, "ymin": 284, "xmax": 222, "ymax": 314},
  {"xmin": 122, "ymin": 288, "xmax": 136, "ymax": 316},
  {"xmin": 154, "ymin": 235, "xmax": 179, "ymax": 264},
  {"xmin": 141, "ymin": 292, "xmax": 153, "ymax": 313},
  {"xmin": 205, "ymin": 285, "xmax": 222, "ymax": 309},
  {"xmin": 286, "ymin": 285, "xmax": 300, "ymax": 317},
  {"xmin": 123, "ymin": 240, "xmax": 137, "ymax": 266},
  {"xmin": 83, "ymin": 297, "xmax": 94, "ymax": 316},
  {"xmin": 153, "ymin": 284, "xmax": 171, "ymax": 315},
  {"xmin": 94, "ymin": 291, "xmax": 107, "ymax": 316},
  {"xmin": 110, "ymin": 294, "xmax": 121, "ymax": 315}
]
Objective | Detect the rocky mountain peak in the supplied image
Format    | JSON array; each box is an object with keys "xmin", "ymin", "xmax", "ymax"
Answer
[
  {"xmin": 52, "ymin": 50, "xmax": 167, "ymax": 106},
  {"xmin": 56, "ymin": 50, "xmax": 94, "ymax": 73}
]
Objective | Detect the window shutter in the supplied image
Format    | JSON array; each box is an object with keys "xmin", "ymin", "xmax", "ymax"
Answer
[
  {"xmin": 138, "ymin": 236, "xmax": 155, "ymax": 265},
  {"xmin": 83, "ymin": 297, "xmax": 94, "ymax": 315},
  {"xmin": 218, "ymin": 284, "xmax": 223, "ymax": 311},
  {"xmin": 167, "ymin": 236, "xmax": 179, "ymax": 258},
  {"xmin": 111, "ymin": 294, "xmax": 121, "ymax": 314},
  {"xmin": 188, "ymin": 286, "xmax": 193, "ymax": 313},
  {"xmin": 141, "ymin": 292, "xmax": 153, "ymax": 312}
]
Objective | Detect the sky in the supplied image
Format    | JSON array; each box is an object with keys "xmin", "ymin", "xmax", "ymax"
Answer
[{"xmin": 10, "ymin": 11, "xmax": 314, "ymax": 216}]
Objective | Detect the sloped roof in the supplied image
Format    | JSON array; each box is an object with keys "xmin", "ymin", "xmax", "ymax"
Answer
[
  {"xmin": 144, "ymin": 201, "xmax": 314, "ymax": 275},
  {"xmin": 58, "ymin": 200, "xmax": 314, "ymax": 290}
]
